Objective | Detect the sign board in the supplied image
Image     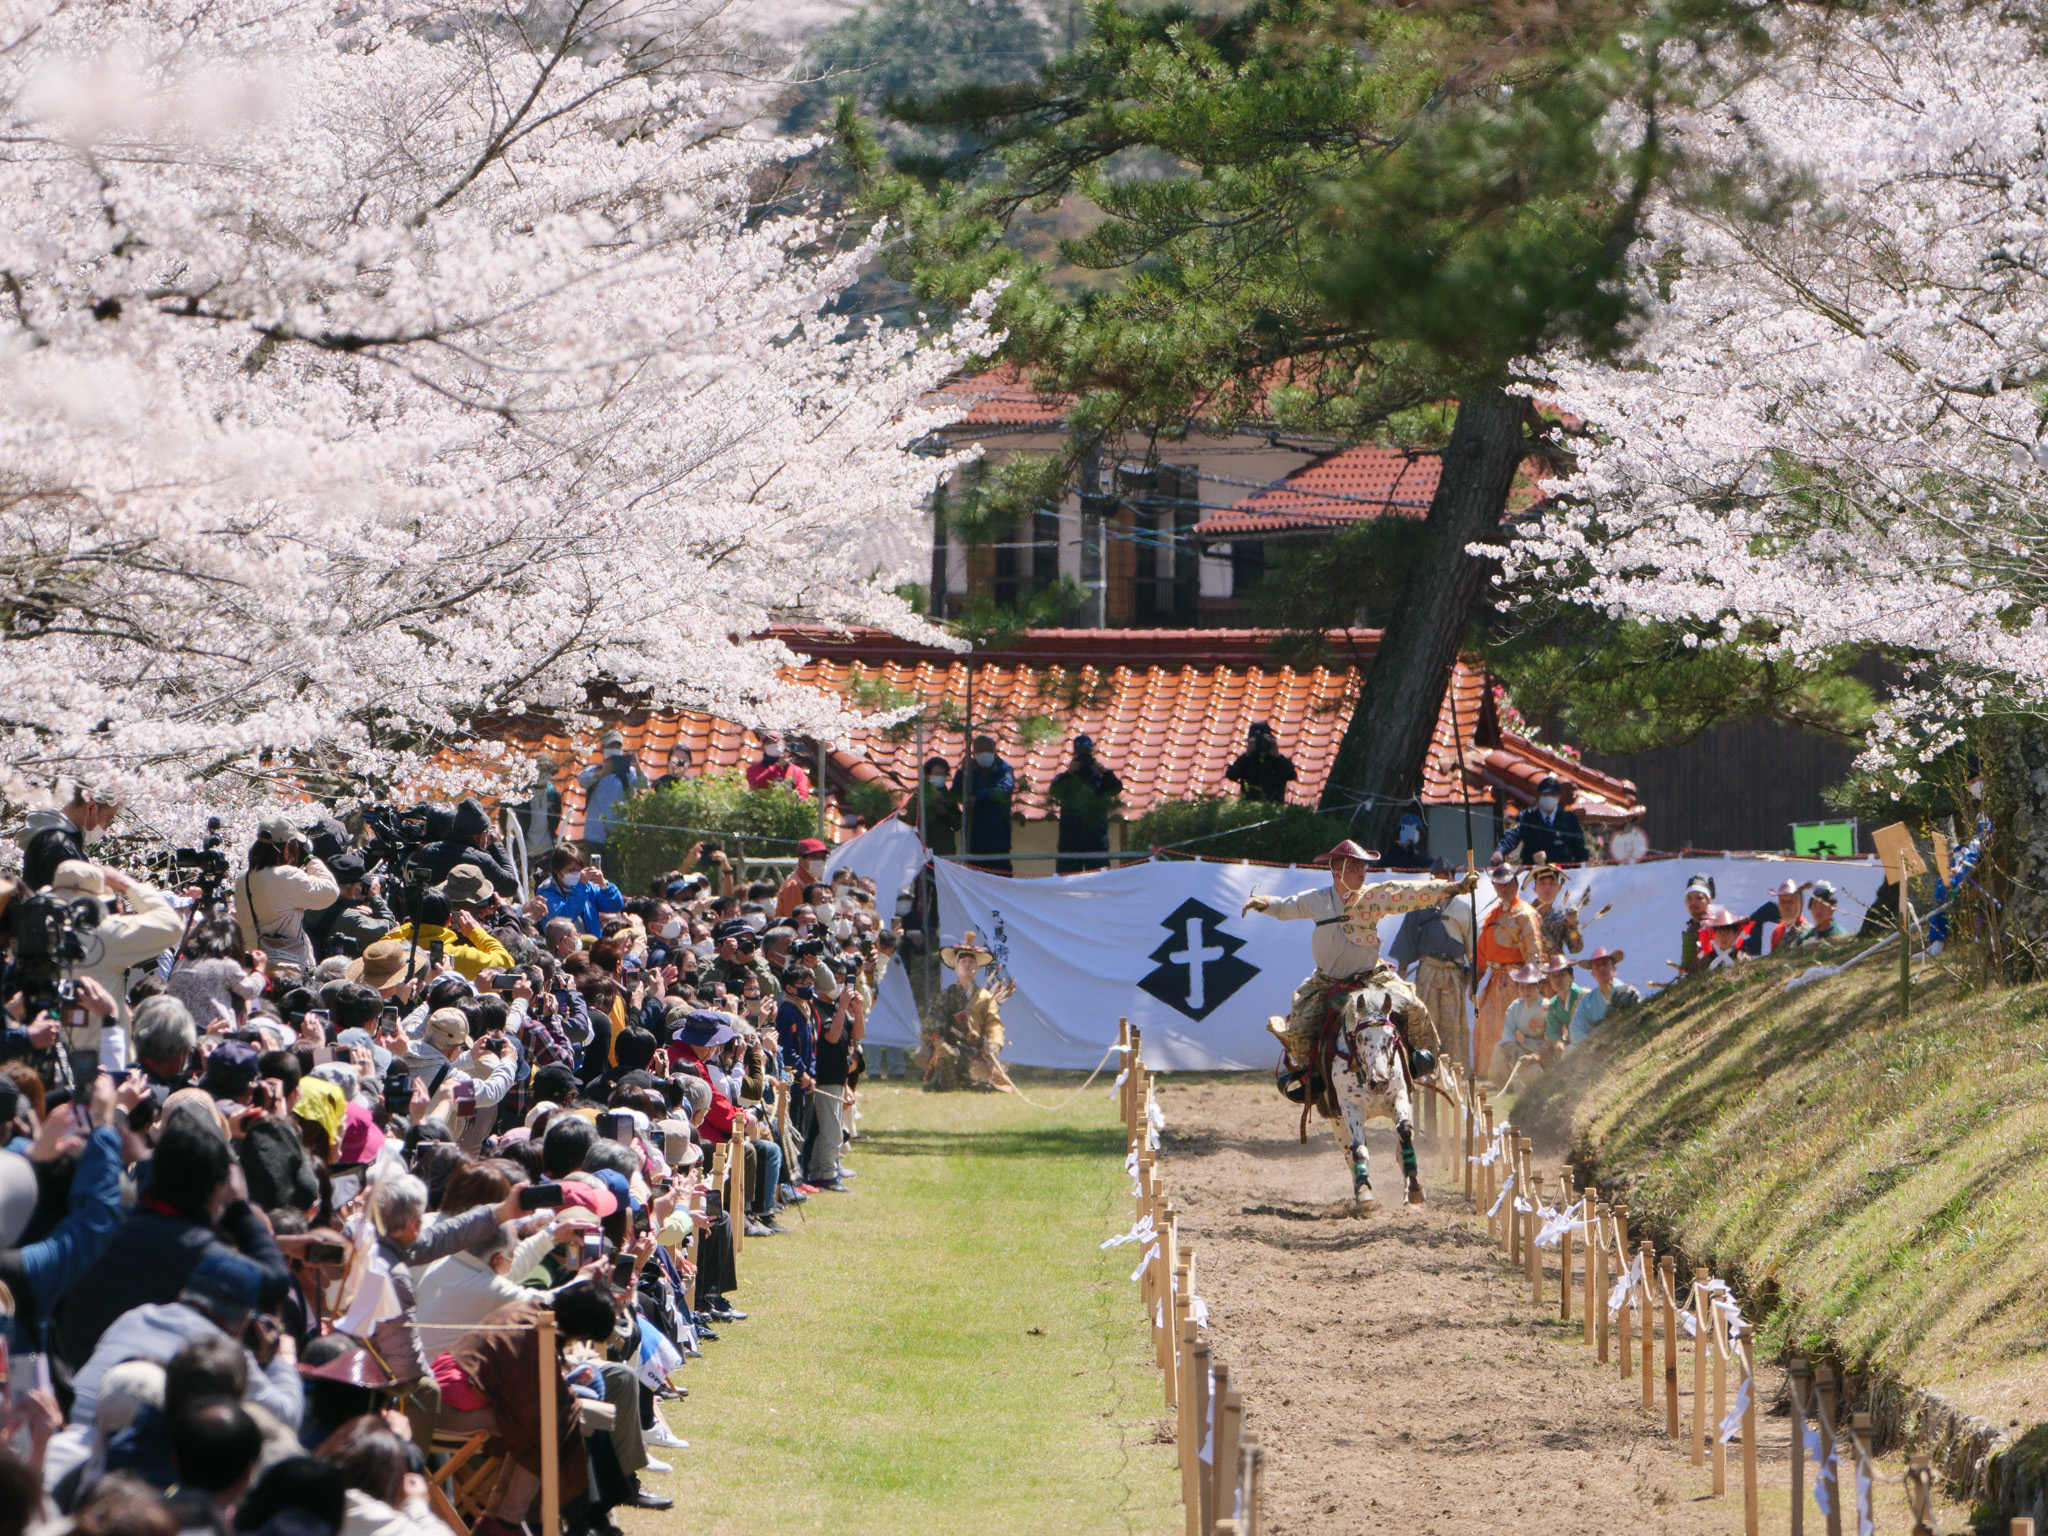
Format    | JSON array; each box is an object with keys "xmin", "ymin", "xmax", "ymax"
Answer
[
  {"xmin": 1869, "ymin": 821, "xmax": 1927, "ymax": 887},
  {"xmin": 1791, "ymin": 819, "xmax": 1859, "ymax": 859}
]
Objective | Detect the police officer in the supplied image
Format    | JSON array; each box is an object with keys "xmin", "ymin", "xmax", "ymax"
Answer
[{"xmin": 1494, "ymin": 775, "xmax": 1588, "ymax": 865}]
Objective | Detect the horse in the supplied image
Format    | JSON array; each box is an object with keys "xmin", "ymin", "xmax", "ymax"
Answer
[{"xmin": 1331, "ymin": 982, "xmax": 1426, "ymax": 1207}]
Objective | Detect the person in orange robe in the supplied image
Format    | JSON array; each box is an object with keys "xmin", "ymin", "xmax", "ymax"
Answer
[{"xmin": 1473, "ymin": 862, "xmax": 1544, "ymax": 1079}]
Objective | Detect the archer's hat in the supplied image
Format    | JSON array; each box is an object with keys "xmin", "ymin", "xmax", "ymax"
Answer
[
  {"xmin": 1315, "ymin": 840, "xmax": 1380, "ymax": 865},
  {"xmin": 1684, "ymin": 874, "xmax": 1716, "ymax": 899},
  {"xmin": 1508, "ymin": 963, "xmax": 1547, "ymax": 986},
  {"xmin": 1769, "ymin": 876, "xmax": 1811, "ymax": 900},
  {"xmin": 1582, "ymin": 945, "xmax": 1625, "ymax": 965},
  {"xmin": 939, "ymin": 930, "xmax": 994, "ymax": 970}
]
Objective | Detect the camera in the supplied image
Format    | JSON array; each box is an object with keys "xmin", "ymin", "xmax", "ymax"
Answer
[
  {"xmin": 791, "ymin": 937, "xmax": 826, "ymax": 958},
  {"xmin": 697, "ymin": 840, "xmax": 720, "ymax": 858},
  {"xmin": 382, "ymin": 1065, "xmax": 414, "ymax": 1117},
  {"xmin": 148, "ymin": 845, "xmax": 231, "ymax": 899},
  {"xmin": 13, "ymin": 890, "xmax": 103, "ymax": 1020}
]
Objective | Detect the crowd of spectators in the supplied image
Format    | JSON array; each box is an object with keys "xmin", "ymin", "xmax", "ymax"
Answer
[{"xmin": 0, "ymin": 782, "xmax": 897, "ymax": 1536}]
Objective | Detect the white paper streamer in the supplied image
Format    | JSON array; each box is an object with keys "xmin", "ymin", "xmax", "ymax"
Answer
[
  {"xmin": 1102, "ymin": 1214, "xmax": 1157, "ymax": 1251},
  {"xmin": 1131, "ymin": 1242, "xmax": 1161, "ymax": 1283},
  {"xmin": 1199, "ymin": 1364, "xmax": 1216, "ymax": 1465},
  {"xmin": 1718, "ymin": 1372, "xmax": 1752, "ymax": 1443},
  {"xmin": 1487, "ymin": 1172, "xmax": 1515, "ymax": 1218},
  {"xmin": 1190, "ymin": 1294, "xmax": 1210, "ymax": 1329},
  {"xmin": 1854, "ymin": 1445, "xmax": 1875, "ymax": 1536},
  {"xmin": 1535, "ymin": 1200, "xmax": 1583, "ymax": 1249},
  {"xmin": 1679, "ymin": 1310, "xmax": 1697, "ymax": 1338},
  {"xmin": 1608, "ymin": 1254, "xmax": 1643, "ymax": 1315}
]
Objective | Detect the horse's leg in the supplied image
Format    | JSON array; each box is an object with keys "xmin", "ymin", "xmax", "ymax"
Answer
[
  {"xmin": 1340, "ymin": 1093, "xmax": 1372, "ymax": 1199},
  {"xmin": 1393, "ymin": 1079, "xmax": 1425, "ymax": 1206}
]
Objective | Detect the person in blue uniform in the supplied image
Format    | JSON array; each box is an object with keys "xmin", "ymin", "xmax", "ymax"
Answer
[{"xmin": 1494, "ymin": 776, "xmax": 1588, "ymax": 865}]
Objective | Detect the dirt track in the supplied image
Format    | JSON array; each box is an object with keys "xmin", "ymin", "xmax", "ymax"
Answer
[{"xmin": 1157, "ymin": 1077, "xmax": 1797, "ymax": 1536}]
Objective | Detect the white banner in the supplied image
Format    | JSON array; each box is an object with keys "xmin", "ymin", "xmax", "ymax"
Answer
[
  {"xmin": 932, "ymin": 854, "xmax": 1889, "ymax": 1071},
  {"xmin": 825, "ymin": 814, "xmax": 927, "ymax": 915}
]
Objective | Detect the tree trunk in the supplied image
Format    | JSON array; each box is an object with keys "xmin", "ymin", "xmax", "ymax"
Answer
[
  {"xmin": 1319, "ymin": 386, "xmax": 1531, "ymax": 846},
  {"xmin": 1977, "ymin": 714, "xmax": 2048, "ymax": 982}
]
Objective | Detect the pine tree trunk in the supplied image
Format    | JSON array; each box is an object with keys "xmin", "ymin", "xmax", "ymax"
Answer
[
  {"xmin": 1978, "ymin": 714, "xmax": 2048, "ymax": 981},
  {"xmin": 1318, "ymin": 386, "xmax": 1530, "ymax": 844}
]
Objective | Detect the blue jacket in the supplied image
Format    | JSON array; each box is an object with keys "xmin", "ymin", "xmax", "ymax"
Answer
[
  {"xmin": 0, "ymin": 1124, "xmax": 123, "ymax": 1352},
  {"xmin": 952, "ymin": 757, "xmax": 1015, "ymax": 854},
  {"xmin": 577, "ymin": 759, "xmax": 649, "ymax": 845},
  {"xmin": 539, "ymin": 874, "xmax": 626, "ymax": 936},
  {"xmin": 777, "ymin": 993, "xmax": 822, "ymax": 1079}
]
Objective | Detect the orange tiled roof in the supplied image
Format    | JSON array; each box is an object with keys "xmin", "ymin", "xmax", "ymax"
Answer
[
  {"xmin": 1198, "ymin": 446, "xmax": 1442, "ymax": 538},
  {"xmin": 480, "ymin": 627, "xmax": 1641, "ymax": 838}
]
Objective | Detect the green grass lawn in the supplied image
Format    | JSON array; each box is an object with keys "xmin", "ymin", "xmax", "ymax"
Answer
[{"xmin": 636, "ymin": 1078, "xmax": 1181, "ymax": 1535}]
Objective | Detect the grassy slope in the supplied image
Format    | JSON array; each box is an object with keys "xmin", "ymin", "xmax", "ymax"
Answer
[
  {"xmin": 635, "ymin": 1080, "xmax": 1180, "ymax": 1536},
  {"xmin": 1514, "ymin": 957, "xmax": 2048, "ymax": 1432}
]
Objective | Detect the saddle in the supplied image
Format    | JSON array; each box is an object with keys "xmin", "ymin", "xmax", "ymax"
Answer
[{"xmin": 1274, "ymin": 974, "xmax": 1417, "ymax": 1144}]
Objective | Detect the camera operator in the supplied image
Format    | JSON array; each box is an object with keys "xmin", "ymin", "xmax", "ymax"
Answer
[
  {"xmin": 711, "ymin": 919, "xmax": 776, "ymax": 999},
  {"xmin": 15, "ymin": 781, "xmax": 121, "ymax": 891},
  {"xmin": 416, "ymin": 797, "xmax": 519, "ymax": 897},
  {"xmin": 46, "ymin": 861, "xmax": 183, "ymax": 1069},
  {"xmin": 233, "ymin": 818, "xmax": 339, "ymax": 972},
  {"xmin": 303, "ymin": 849, "xmax": 396, "ymax": 962}
]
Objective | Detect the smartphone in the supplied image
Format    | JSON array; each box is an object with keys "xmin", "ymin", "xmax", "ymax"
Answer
[
  {"xmin": 304, "ymin": 1008, "xmax": 331, "ymax": 1034},
  {"xmin": 597, "ymin": 1111, "xmax": 627, "ymax": 1142},
  {"xmin": 705, "ymin": 1189, "xmax": 723, "ymax": 1223},
  {"xmin": 588, "ymin": 853, "xmax": 602, "ymax": 876},
  {"xmin": 429, "ymin": 939, "xmax": 445, "ymax": 969},
  {"xmin": 452, "ymin": 1080, "xmax": 476, "ymax": 1115},
  {"xmin": 518, "ymin": 1184, "xmax": 565, "ymax": 1211},
  {"xmin": 383, "ymin": 1070, "xmax": 413, "ymax": 1116},
  {"xmin": 311, "ymin": 1046, "xmax": 335, "ymax": 1065},
  {"xmin": 380, "ymin": 1005, "xmax": 401, "ymax": 1033},
  {"xmin": 581, "ymin": 1232, "xmax": 603, "ymax": 1265},
  {"xmin": 306, "ymin": 1240, "xmax": 348, "ymax": 1266},
  {"xmin": 493, "ymin": 976, "xmax": 519, "ymax": 997},
  {"xmin": 611, "ymin": 1254, "xmax": 637, "ymax": 1286}
]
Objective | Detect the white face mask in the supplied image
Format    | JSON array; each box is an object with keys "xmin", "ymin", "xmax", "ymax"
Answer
[
  {"xmin": 814, "ymin": 900, "xmax": 835, "ymax": 920},
  {"xmin": 927, "ymin": 773, "xmax": 947, "ymax": 787},
  {"xmin": 1538, "ymin": 795, "xmax": 1560, "ymax": 815},
  {"xmin": 657, "ymin": 919, "xmax": 683, "ymax": 941},
  {"xmin": 831, "ymin": 918, "xmax": 855, "ymax": 941},
  {"xmin": 557, "ymin": 870, "xmax": 582, "ymax": 887},
  {"xmin": 763, "ymin": 742, "xmax": 784, "ymax": 760},
  {"xmin": 974, "ymin": 752, "xmax": 995, "ymax": 769}
]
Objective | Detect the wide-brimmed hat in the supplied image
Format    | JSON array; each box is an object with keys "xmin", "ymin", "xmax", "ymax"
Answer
[
  {"xmin": 1508, "ymin": 963, "xmax": 1547, "ymax": 986},
  {"xmin": 1581, "ymin": 945, "xmax": 1625, "ymax": 965},
  {"xmin": 939, "ymin": 931, "xmax": 993, "ymax": 970},
  {"xmin": 675, "ymin": 1011, "xmax": 739, "ymax": 1050},
  {"xmin": 1704, "ymin": 905, "xmax": 1744, "ymax": 929},
  {"xmin": 291, "ymin": 1076, "xmax": 346, "ymax": 1147},
  {"xmin": 1488, "ymin": 862, "xmax": 1522, "ymax": 886},
  {"xmin": 1316, "ymin": 839, "xmax": 1380, "ymax": 865},
  {"xmin": 1769, "ymin": 876, "xmax": 1811, "ymax": 900},
  {"xmin": 439, "ymin": 864, "xmax": 493, "ymax": 910},
  {"xmin": 1542, "ymin": 955, "xmax": 1576, "ymax": 974},
  {"xmin": 1526, "ymin": 862, "xmax": 1564, "ymax": 883},
  {"xmin": 346, "ymin": 938, "xmax": 430, "ymax": 991}
]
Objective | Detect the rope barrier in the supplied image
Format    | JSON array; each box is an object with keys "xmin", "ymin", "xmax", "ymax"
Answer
[{"xmin": 1006, "ymin": 1040, "xmax": 1124, "ymax": 1112}]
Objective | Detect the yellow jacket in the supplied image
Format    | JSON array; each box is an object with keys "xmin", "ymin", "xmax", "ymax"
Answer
[{"xmin": 383, "ymin": 922, "xmax": 513, "ymax": 980}]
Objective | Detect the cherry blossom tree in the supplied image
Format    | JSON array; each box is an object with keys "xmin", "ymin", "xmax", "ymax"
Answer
[
  {"xmin": 0, "ymin": 0, "xmax": 994, "ymax": 843},
  {"xmin": 1508, "ymin": 2, "xmax": 2048, "ymax": 946}
]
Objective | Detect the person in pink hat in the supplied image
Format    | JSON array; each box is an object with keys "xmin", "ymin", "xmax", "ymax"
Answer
[{"xmin": 1243, "ymin": 839, "xmax": 1475, "ymax": 1067}]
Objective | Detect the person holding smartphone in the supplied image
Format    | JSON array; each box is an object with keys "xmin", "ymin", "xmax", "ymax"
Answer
[{"xmin": 537, "ymin": 845, "xmax": 625, "ymax": 937}]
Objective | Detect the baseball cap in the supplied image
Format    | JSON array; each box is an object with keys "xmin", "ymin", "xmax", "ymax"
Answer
[
  {"xmin": 255, "ymin": 816, "xmax": 301, "ymax": 846},
  {"xmin": 179, "ymin": 1250, "xmax": 265, "ymax": 1327},
  {"xmin": 558, "ymin": 1174, "xmax": 619, "ymax": 1219}
]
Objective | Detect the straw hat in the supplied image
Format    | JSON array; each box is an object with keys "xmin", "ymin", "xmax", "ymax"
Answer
[
  {"xmin": 1508, "ymin": 963, "xmax": 1547, "ymax": 986},
  {"xmin": 939, "ymin": 930, "xmax": 994, "ymax": 970},
  {"xmin": 347, "ymin": 938, "xmax": 431, "ymax": 991},
  {"xmin": 1581, "ymin": 945, "xmax": 1625, "ymax": 966}
]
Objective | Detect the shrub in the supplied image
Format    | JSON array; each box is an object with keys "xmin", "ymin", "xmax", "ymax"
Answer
[
  {"xmin": 602, "ymin": 772, "xmax": 818, "ymax": 896},
  {"xmin": 1126, "ymin": 795, "xmax": 1358, "ymax": 866}
]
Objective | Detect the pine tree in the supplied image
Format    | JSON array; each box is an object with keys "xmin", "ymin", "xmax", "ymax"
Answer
[{"xmin": 838, "ymin": 0, "xmax": 1766, "ymax": 843}]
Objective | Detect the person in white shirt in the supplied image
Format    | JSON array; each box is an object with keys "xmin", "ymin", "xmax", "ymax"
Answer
[
  {"xmin": 46, "ymin": 860, "xmax": 184, "ymax": 1069},
  {"xmin": 413, "ymin": 1210, "xmax": 588, "ymax": 1357},
  {"xmin": 233, "ymin": 817, "xmax": 339, "ymax": 971}
]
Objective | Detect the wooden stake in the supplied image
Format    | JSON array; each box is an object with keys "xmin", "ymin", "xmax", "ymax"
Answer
[
  {"xmin": 1788, "ymin": 1355, "xmax": 1808, "ymax": 1536},
  {"xmin": 1167, "ymin": 1255, "xmax": 1189, "ymax": 1410},
  {"xmin": 1817, "ymin": 1364, "xmax": 1840, "ymax": 1536},
  {"xmin": 537, "ymin": 1314, "xmax": 560, "ymax": 1536},
  {"xmin": 1527, "ymin": 1159, "xmax": 1544, "ymax": 1304},
  {"xmin": 1580, "ymin": 1186, "xmax": 1596, "ymax": 1344},
  {"xmin": 1639, "ymin": 1241, "xmax": 1656, "ymax": 1413},
  {"xmin": 1711, "ymin": 1299, "xmax": 1728, "ymax": 1497},
  {"xmin": 1182, "ymin": 1336, "xmax": 1209, "ymax": 1536},
  {"xmin": 1738, "ymin": 1325, "xmax": 1760, "ymax": 1536},
  {"xmin": 1212, "ymin": 1366, "xmax": 1241, "ymax": 1533},
  {"xmin": 1242, "ymin": 1440, "xmax": 1265, "ymax": 1536},
  {"xmin": 1661, "ymin": 1255, "xmax": 1680, "ymax": 1440},
  {"xmin": 2012, "ymin": 1521, "xmax": 2037, "ymax": 1536},
  {"xmin": 1693, "ymin": 1270, "xmax": 1711, "ymax": 1469},
  {"xmin": 1906, "ymin": 1454, "xmax": 1934, "ymax": 1536},
  {"xmin": 1594, "ymin": 1205, "xmax": 1610, "ymax": 1363},
  {"xmin": 1464, "ymin": 1090, "xmax": 1477, "ymax": 1199}
]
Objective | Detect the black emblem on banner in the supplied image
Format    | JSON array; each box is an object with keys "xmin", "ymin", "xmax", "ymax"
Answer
[{"xmin": 1137, "ymin": 899, "xmax": 1258, "ymax": 1021}]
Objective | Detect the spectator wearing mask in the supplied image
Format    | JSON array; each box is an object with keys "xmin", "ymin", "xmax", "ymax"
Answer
[
  {"xmin": 60, "ymin": 1120, "xmax": 291, "ymax": 1366},
  {"xmin": 16, "ymin": 779, "xmax": 121, "ymax": 891},
  {"xmin": 1380, "ymin": 811, "xmax": 1431, "ymax": 871},
  {"xmin": 1224, "ymin": 722, "xmax": 1296, "ymax": 805},
  {"xmin": 650, "ymin": 743, "xmax": 693, "ymax": 794},
  {"xmin": 403, "ymin": 1010, "xmax": 515, "ymax": 1156},
  {"xmin": 538, "ymin": 846, "xmax": 624, "ymax": 937},
  {"xmin": 803, "ymin": 973, "xmax": 861, "ymax": 1193},
  {"xmin": 1048, "ymin": 735, "xmax": 1122, "ymax": 874},
  {"xmin": 384, "ymin": 889, "xmax": 513, "ymax": 982},
  {"xmin": 904, "ymin": 756, "xmax": 960, "ymax": 855},
  {"xmin": 46, "ymin": 861, "xmax": 183, "ymax": 1068},
  {"xmin": 577, "ymin": 731, "xmax": 649, "ymax": 857},
  {"xmin": 774, "ymin": 840, "xmax": 829, "ymax": 920},
  {"xmin": 1494, "ymin": 776, "xmax": 1589, "ymax": 866},
  {"xmin": 416, "ymin": 798, "xmax": 519, "ymax": 897},
  {"xmin": 952, "ymin": 736, "xmax": 1014, "ymax": 875},
  {"xmin": 519, "ymin": 754, "xmax": 566, "ymax": 860},
  {"xmin": 233, "ymin": 819, "xmax": 340, "ymax": 972},
  {"xmin": 743, "ymin": 733, "xmax": 811, "ymax": 799}
]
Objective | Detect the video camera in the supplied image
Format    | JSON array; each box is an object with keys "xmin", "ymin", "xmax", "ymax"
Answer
[{"xmin": 12, "ymin": 888, "xmax": 103, "ymax": 1021}]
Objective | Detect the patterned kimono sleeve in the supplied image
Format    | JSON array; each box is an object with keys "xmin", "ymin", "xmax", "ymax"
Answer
[
  {"xmin": 1349, "ymin": 877, "xmax": 1466, "ymax": 922},
  {"xmin": 1505, "ymin": 906, "xmax": 1545, "ymax": 964}
]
